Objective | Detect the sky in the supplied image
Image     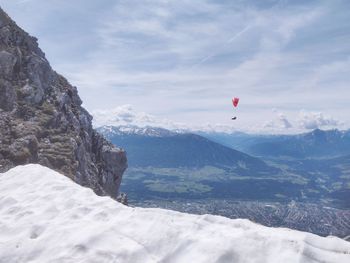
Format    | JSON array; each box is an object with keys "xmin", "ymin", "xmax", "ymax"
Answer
[{"xmin": 1, "ymin": 0, "xmax": 350, "ymax": 133}]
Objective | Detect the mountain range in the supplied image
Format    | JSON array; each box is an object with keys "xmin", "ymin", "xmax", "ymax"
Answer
[
  {"xmin": 200, "ymin": 128, "xmax": 350, "ymax": 159},
  {"xmin": 97, "ymin": 125, "xmax": 275, "ymax": 174},
  {"xmin": 97, "ymin": 124, "xmax": 350, "ymax": 238},
  {"xmin": 97, "ymin": 125, "xmax": 350, "ymax": 204}
]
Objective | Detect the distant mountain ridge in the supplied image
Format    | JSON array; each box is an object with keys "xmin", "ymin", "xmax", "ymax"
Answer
[
  {"xmin": 98, "ymin": 125, "xmax": 178, "ymax": 137},
  {"xmin": 200, "ymin": 129, "xmax": 350, "ymax": 159},
  {"xmin": 97, "ymin": 125, "xmax": 350, "ymax": 225},
  {"xmin": 97, "ymin": 125, "xmax": 276, "ymax": 174}
]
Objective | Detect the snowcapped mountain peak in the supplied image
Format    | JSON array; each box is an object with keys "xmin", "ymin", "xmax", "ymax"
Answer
[{"xmin": 97, "ymin": 125, "xmax": 180, "ymax": 137}]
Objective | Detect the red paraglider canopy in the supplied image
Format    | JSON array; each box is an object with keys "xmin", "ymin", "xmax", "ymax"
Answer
[{"xmin": 232, "ymin": 97, "xmax": 239, "ymax": 107}]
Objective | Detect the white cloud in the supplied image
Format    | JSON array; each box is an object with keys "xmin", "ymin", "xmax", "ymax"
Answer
[
  {"xmin": 2, "ymin": 0, "xmax": 350, "ymax": 133},
  {"xmin": 264, "ymin": 110, "xmax": 293, "ymax": 130},
  {"xmin": 92, "ymin": 106, "xmax": 347, "ymax": 135},
  {"xmin": 17, "ymin": 0, "xmax": 35, "ymax": 4},
  {"xmin": 261, "ymin": 109, "xmax": 346, "ymax": 134},
  {"xmin": 91, "ymin": 105, "xmax": 188, "ymax": 130},
  {"xmin": 297, "ymin": 111, "xmax": 341, "ymax": 130},
  {"xmin": 91, "ymin": 105, "xmax": 244, "ymax": 133}
]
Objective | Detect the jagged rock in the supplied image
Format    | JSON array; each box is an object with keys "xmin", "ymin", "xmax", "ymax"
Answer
[
  {"xmin": 0, "ymin": 7, "xmax": 127, "ymax": 199},
  {"xmin": 0, "ymin": 50, "xmax": 16, "ymax": 77},
  {"xmin": 0, "ymin": 79, "xmax": 17, "ymax": 111},
  {"xmin": 116, "ymin": 192, "xmax": 128, "ymax": 205}
]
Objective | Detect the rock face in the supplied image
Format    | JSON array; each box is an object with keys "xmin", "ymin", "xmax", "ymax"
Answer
[{"xmin": 0, "ymin": 7, "xmax": 127, "ymax": 198}]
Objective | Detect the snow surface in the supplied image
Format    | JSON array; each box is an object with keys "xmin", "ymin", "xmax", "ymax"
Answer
[{"xmin": 0, "ymin": 165, "xmax": 349, "ymax": 263}]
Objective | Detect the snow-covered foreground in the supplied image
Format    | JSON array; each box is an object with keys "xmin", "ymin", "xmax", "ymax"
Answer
[{"xmin": 0, "ymin": 165, "xmax": 349, "ymax": 263}]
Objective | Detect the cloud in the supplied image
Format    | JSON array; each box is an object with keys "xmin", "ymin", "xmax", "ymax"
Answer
[
  {"xmin": 2, "ymin": 0, "xmax": 350, "ymax": 133},
  {"xmin": 264, "ymin": 110, "xmax": 293, "ymax": 130},
  {"xmin": 59, "ymin": 0, "xmax": 328, "ymax": 110},
  {"xmin": 263, "ymin": 109, "xmax": 344, "ymax": 133},
  {"xmin": 92, "ymin": 106, "xmax": 347, "ymax": 135},
  {"xmin": 17, "ymin": 0, "xmax": 35, "ymax": 4},
  {"xmin": 91, "ymin": 105, "xmax": 245, "ymax": 133},
  {"xmin": 297, "ymin": 111, "xmax": 341, "ymax": 130},
  {"xmin": 91, "ymin": 105, "xmax": 188, "ymax": 130}
]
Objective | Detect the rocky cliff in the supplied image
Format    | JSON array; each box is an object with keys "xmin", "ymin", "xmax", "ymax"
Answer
[{"xmin": 0, "ymin": 7, "xmax": 127, "ymax": 199}]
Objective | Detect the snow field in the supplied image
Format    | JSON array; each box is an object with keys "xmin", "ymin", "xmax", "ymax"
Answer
[{"xmin": 0, "ymin": 164, "xmax": 349, "ymax": 263}]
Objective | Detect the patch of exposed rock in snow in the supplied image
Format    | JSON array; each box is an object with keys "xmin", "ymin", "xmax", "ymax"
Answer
[{"xmin": 0, "ymin": 165, "xmax": 349, "ymax": 263}]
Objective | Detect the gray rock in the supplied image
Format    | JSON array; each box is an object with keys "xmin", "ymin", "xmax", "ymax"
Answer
[
  {"xmin": 0, "ymin": 7, "xmax": 127, "ymax": 199},
  {"xmin": 20, "ymin": 82, "xmax": 44, "ymax": 104},
  {"xmin": 8, "ymin": 135, "xmax": 38, "ymax": 165},
  {"xmin": 116, "ymin": 192, "xmax": 128, "ymax": 205},
  {"xmin": 0, "ymin": 79, "xmax": 17, "ymax": 111},
  {"xmin": 0, "ymin": 50, "xmax": 17, "ymax": 78}
]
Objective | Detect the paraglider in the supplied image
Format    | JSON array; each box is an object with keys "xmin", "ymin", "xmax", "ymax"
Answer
[{"xmin": 231, "ymin": 97, "xmax": 239, "ymax": 120}]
